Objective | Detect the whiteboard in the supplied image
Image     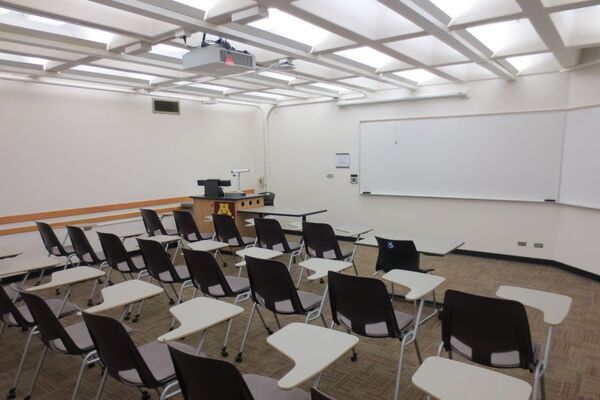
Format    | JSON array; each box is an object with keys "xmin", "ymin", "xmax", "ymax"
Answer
[
  {"xmin": 359, "ymin": 112, "xmax": 565, "ymax": 202},
  {"xmin": 559, "ymin": 107, "xmax": 600, "ymax": 209}
]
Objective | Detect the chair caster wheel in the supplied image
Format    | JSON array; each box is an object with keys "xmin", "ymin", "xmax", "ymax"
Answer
[
  {"xmin": 24, "ymin": 396, "xmax": 31, "ymax": 400},
  {"xmin": 140, "ymin": 391, "xmax": 150, "ymax": 400},
  {"xmin": 7, "ymin": 387, "xmax": 16, "ymax": 399},
  {"xmin": 124, "ymin": 314, "xmax": 130, "ymax": 321},
  {"xmin": 87, "ymin": 363, "xmax": 95, "ymax": 369},
  {"xmin": 169, "ymin": 326, "xmax": 174, "ymax": 331},
  {"xmin": 87, "ymin": 300, "xmax": 94, "ymax": 306},
  {"xmin": 221, "ymin": 347, "xmax": 228, "ymax": 357},
  {"xmin": 55, "ymin": 289, "xmax": 61, "ymax": 295},
  {"xmin": 169, "ymin": 299, "xmax": 175, "ymax": 305},
  {"xmin": 132, "ymin": 315, "xmax": 139, "ymax": 323},
  {"xmin": 98, "ymin": 279, "xmax": 104, "ymax": 285},
  {"xmin": 108, "ymin": 280, "xmax": 114, "ymax": 286},
  {"xmin": 267, "ymin": 328, "xmax": 273, "ymax": 335},
  {"xmin": 235, "ymin": 353, "xmax": 243, "ymax": 362},
  {"xmin": 223, "ymin": 263, "xmax": 228, "ymax": 267},
  {"xmin": 350, "ymin": 354, "xmax": 358, "ymax": 362}
]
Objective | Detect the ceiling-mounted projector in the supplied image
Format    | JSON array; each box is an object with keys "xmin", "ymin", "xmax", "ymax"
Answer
[{"xmin": 183, "ymin": 44, "xmax": 256, "ymax": 76}]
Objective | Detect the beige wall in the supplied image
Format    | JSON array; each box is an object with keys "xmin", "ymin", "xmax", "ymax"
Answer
[
  {"xmin": 267, "ymin": 69, "xmax": 600, "ymax": 275},
  {"xmin": 0, "ymin": 79, "xmax": 264, "ymax": 256}
]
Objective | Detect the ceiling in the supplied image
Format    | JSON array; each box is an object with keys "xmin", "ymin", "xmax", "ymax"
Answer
[{"xmin": 0, "ymin": 0, "xmax": 599, "ymax": 106}]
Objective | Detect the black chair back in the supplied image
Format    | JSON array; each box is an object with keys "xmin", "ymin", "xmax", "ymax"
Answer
[
  {"xmin": 67, "ymin": 225, "xmax": 102, "ymax": 265},
  {"xmin": 254, "ymin": 218, "xmax": 292, "ymax": 253},
  {"xmin": 98, "ymin": 231, "xmax": 143, "ymax": 273},
  {"xmin": 212, "ymin": 214, "xmax": 244, "ymax": 246},
  {"xmin": 168, "ymin": 345, "xmax": 254, "ymax": 400},
  {"xmin": 246, "ymin": 256, "xmax": 304, "ymax": 315},
  {"xmin": 375, "ymin": 237, "xmax": 420, "ymax": 273},
  {"xmin": 302, "ymin": 222, "xmax": 343, "ymax": 259},
  {"xmin": 442, "ymin": 290, "xmax": 535, "ymax": 370},
  {"xmin": 258, "ymin": 192, "xmax": 275, "ymax": 206},
  {"xmin": 82, "ymin": 312, "xmax": 160, "ymax": 388},
  {"xmin": 138, "ymin": 238, "xmax": 184, "ymax": 282},
  {"xmin": 183, "ymin": 248, "xmax": 233, "ymax": 297},
  {"xmin": 35, "ymin": 221, "xmax": 69, "ymax": 257},
  {"xmin": 0, "ymin": 285, "xmax": 29, "ymax": 328},
  {"xmin": 140, "ymin": 209, "xmax": 166, "ymax": 236},
  {"xmin": 328, "ymin": 271, "xmax": 400, "ymax": 338},
  {"xmin": 20, "ymin": 291, "xmax": 81, "ymax": 354},
  {"xmin": 173, "ymin": 210, "xmax": 204, "ymax": 242}
]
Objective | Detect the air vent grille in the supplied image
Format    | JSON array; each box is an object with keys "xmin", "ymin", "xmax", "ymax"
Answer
[{"xmin": 152, "ymin": 99, "xmax": 180, "ymax": 115}]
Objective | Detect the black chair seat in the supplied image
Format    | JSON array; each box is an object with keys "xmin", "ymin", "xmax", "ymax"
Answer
[
  {"xmin": 224, "ymin": 276, "xmax": 250, "ymax": 295},
  {"xmin": 270, "ymin": 290, "xmax": 322, "ymax": 314},
  {"xmin": 164, "ymin": 228, "xmax": 179, "ymax": 236},
  {"xmin": 158, "ymin": 265, "xmax": 190, "ymax": 282},
  {"xmin": 9, "ymin": 299, "xmax": 79, "ymax": 326},
  {"xmin": 118, "ymin": 341, "xmax": 196, "ymax": 385},
  {"xmin": 81, "ymin": 250, "xmax": 106, "ymax": 265},
  {"xmin": 243, "ymin": 374, "xmax": 309, "ymax": 400},
  {"xmin": 226, "ymin": 236, "xmax": 255, "ymax": 247},
  {"xmin": 116, "ymin": 255, "xmax": 146, "ymax": 273},
  {"xmin": 336, "ymin": 310, "xmax": 413, "ymax": 338},
  {"xmin": 449, "ymin": 336, "xmax": 541, "ymax": 368}
]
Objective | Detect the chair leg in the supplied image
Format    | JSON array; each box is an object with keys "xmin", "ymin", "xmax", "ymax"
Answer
[
  {"xmin": 236, "ymin": 303, "xmax": 257, "ymax": 362},
  {"xmin": 24, "ymin": 346, "xmax": 49, "ymax": 400},
  {"xmin": 319, "ymin": 313, "xmax": 328, "ymax": 328},
  {"xmin": 103, "ymin": 268, "xmax": 114, "ymax": 288},
  {"xmin": 540, "ymin": 374, "xmax": 546, "ymax": 400},
  {"xmin": 222, "ymin": 317, "xmax": 234, "ymax": 357},
  {"xmin": 296, "ymin": 267, "xmax": 304, "ymax": 288},
  {"xmin": 255, "ymin": 305, "xmax": 271, "ymax": 334},
  {"xmin": 8, "ymin": 328, "xmax": 35, "ymax": 399},
  {"xmin": 273, "ymin": 313, "xmax": 282, "ymax": 330},
  {"xmin": 413, "ymin": 338, "xmax": 423, "ymax": 364},
  {"xmin": 345, "ymin": 328, "xmax": 358, "ymax": 362},
  {"xmin": 95, "ymin": 368, "xmax": 109, "ymax": 400},
  {"xmin": 71, "ymin": 352, "xmax": 96, "ymax": 400},
  {"xmin": 393, "ymin": 337, "xmax": 408, "ymax": 400},
  {"xmin": 351, "ymin": 260, "xmax": 358, "ymax": 276},
  {"xmin": 87, "ymin": 278, "xmax": 101, "ymax": 306},
  {"xmin": 132, "ymin": 300, "xmax": 145, "ymax": 323},
  {"xmin": 169, "ymin": 282, "xmax": 188, "ymax": 330},
  {"xmin": 156, "ymin": 281, "xmax": 175, "ymax": 304}
]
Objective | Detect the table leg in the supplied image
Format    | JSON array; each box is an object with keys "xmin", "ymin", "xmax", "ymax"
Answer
[{"xmin": 313, "ymin": 372, "xmax": 323, "ymax": 389}]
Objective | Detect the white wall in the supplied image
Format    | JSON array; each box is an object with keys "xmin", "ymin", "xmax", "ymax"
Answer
[
  {"xmin": 0, "ymin": 79, "xmax": 264, "ymax": 256},
  {"xmin": 267, "ymin": 71, "xmax": 600, "ymax": 275}
]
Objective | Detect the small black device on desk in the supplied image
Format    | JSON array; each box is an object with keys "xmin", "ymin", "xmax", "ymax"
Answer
[{"xmin": 197, "ymin": 179, "xmax": 245, "ymax": 198}]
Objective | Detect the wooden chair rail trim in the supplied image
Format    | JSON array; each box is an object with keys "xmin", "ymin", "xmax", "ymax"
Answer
[
  {"xmin": 0, "ymin": 196, "xmax": 190, "ymax": 225},
  {"xmin": 0, "ymin": 207, "xmax": 181, "ymax": 236}
]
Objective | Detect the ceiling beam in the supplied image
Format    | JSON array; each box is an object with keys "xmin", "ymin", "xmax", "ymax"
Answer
[{"xmin": 514, "ymin": 0, "xmax": 580, "ymax": 68}]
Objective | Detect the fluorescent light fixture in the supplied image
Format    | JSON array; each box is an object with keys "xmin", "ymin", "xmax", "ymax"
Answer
[
  {"xmin": 393, "ymin": 69, "xmax": 446, "ymax": 84},
  {"xmin": 245, "ymin": 91, "xmax": 283, "ymax": 99},
  {"xmin": 249, "ymin": 9, "xmax": 332, "ymax": 47},
  {"xmin": 335, "ymin": 47, "xmax": 396, "ymax": 69},
  {"xmin": 309, "ymin": 82, "xmax": 348, "ymax": 93},
  {"xmin": 174, "ymin": 81, "xmax": 193, "ymax": 85},
  {"xmin": 505, "ymin": 52, "xmax": 560, "ymax": 74},
  {"xmin": 258, "ymin": 71, "xmax": 295, "ymax": 82},
  {"xmin": 0, "ymin": 52, "xmax": 48, "ymax": 66},
  {"xmin": 72, "ymin": 65, "xmax": 157, "ymax": 82},
  {"xmin": 337, "ymin": 90, "xmax": 468, "ymax": 107},
  {"xmin": 26, "ymin": 14, "xmax": 66, "ymax": 26},
  {"xmin": 189, "ymin": 83, "xmax": 229, "ymax": 92},
  {"xmin": 150, "ymin": 44, "xmax": 189, "ymax": 59}
]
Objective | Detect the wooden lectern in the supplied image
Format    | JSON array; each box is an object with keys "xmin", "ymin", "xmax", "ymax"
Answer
[{"xmin": 190, "ymin": 193, "xmax": 264, "ymax": 237}]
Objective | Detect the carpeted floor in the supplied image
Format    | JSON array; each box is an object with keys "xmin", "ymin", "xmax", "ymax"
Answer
[{"xmin": 1, "ymin": 243, "xmax": 598, "ymax": 400}]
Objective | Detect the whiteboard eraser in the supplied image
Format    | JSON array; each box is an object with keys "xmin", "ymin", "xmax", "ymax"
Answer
[
  {"xmin": 544, "ymin": 199, "xmax": 556, "ymax": 202},
  {"xmin": 362, "ymin": 191, "xmax": 371, "ymax": 195}
]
